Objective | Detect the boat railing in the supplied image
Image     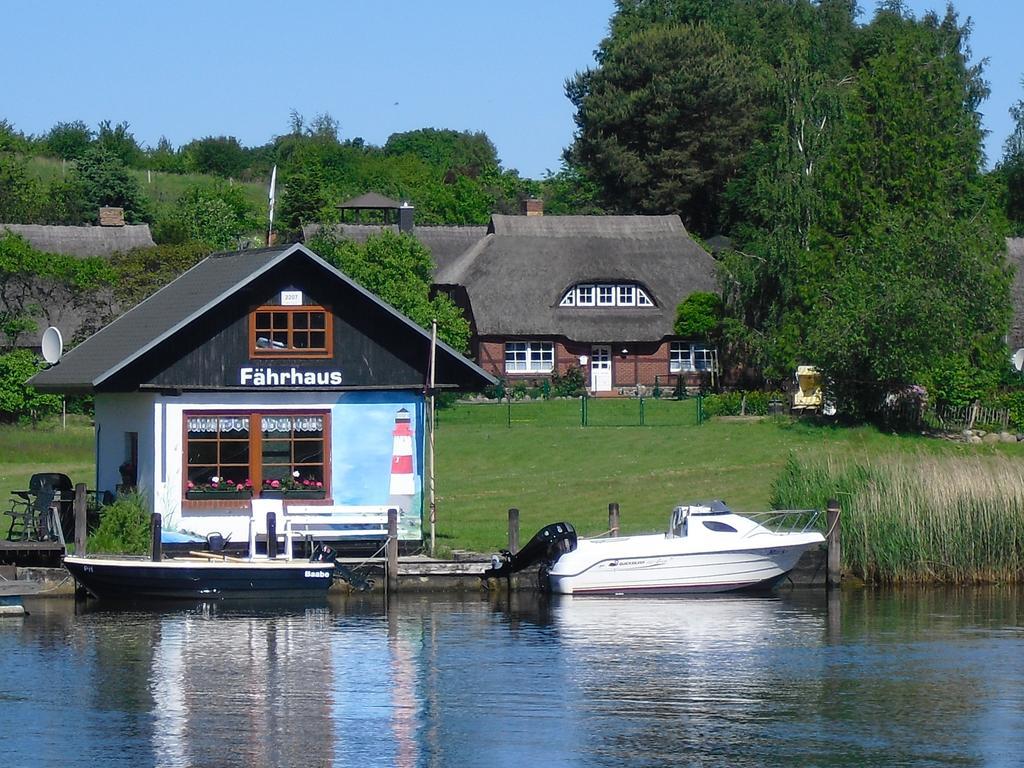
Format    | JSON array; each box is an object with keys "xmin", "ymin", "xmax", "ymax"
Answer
[{"xmin": 743, "ymin": 509, "xmax": 822, "ymax": 537}]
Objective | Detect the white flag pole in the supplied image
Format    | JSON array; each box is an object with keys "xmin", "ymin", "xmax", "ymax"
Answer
[
  {"xmin": 267, "ymin": 164, "xmax": 277, "ymax": 245},
  {"xmin": 428, "ymin": 319, "xmax": 438, "ymax": 556}
]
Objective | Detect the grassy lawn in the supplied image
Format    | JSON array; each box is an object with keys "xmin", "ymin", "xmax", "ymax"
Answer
[
  {"xmin": 4, "ymin": 403, "xmax": 1020, "ymax": 556},
  {"xmin": 433, "ymin": 399, "xmax": 1022, "ymax": 554},
  {"xmin": 0, "ymin": 416, "xmax": 94, "ymax": 536}
]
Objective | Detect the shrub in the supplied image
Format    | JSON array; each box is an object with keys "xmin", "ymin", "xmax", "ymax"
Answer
[
  {"xmin": 552, "ymin": 365, "xmax": 586, "ymax": 397},
  {"xmin": 87, "ymin": 493, "xmax": 151, "ymax": 554},
  {"xmin": 483, "ymin": 379, "xmax": 506, "ymax": 400}
]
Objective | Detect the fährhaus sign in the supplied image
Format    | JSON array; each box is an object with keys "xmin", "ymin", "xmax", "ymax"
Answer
[{"xmin": 240, "ymin": 367, "xmax": 343, "ymax": 386}]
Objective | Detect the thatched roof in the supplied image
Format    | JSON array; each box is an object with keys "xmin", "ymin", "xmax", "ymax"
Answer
[
  {"xmin": 1, "ymin": 223, "xmax": 155, "ymax": 257},
  {"xmin": 1008, "ymin": 237, "xmax": 1024, "ymax": 351},
  {"xmin": 337, "ymin": 192, "xmax": 402, "ymax": 210},
  {"xmin": 302, "ymin": 223, "xmax": 488, "ymax": 274},
  {"xmin": 29, "ymin": 244, "xmax": 494, "ymax": 393},
  {"xmin": 436, "ymin": 215, "xmax": 718, "ymax": 343}
]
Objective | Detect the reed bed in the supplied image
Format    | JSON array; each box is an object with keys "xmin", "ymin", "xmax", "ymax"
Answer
[{"xmin": 772, "ymin": 453, "xmax": 1024, "ymax": 584}]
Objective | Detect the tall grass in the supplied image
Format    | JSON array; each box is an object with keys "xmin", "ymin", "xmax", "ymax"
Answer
[{"xmin": 772, "ymin": 454, "xmax": 1024, "ymax": 584}]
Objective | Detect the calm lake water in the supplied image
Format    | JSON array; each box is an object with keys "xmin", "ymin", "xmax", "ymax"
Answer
[{"xmin": 3, "ymin": 588, "xmax": 1024, "ymax": 767}]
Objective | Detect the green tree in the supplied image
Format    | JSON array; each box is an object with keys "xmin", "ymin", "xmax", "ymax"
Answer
[
  {"xmin": 999, "ymin": 78, "xmax": 1024, "ymax": 233},
  {"xmin": 95, "ymin": 120, "xmax": 143, "ymax": 167},
  {"xmin": 159, "ymin": 182, "xmax": 258, "ymax": 249},
  {"xmin": 565, "ymin": 22, "xmax": 760, "ymax": 234},
  {"xmin": 0, "ymin": 349, "xmax": 62, "ymax": 422},
  {"xmin": 384, "ymin": 128, "xmax": 499, "ymax": 176},
  {"xmin": 44, "ymin": 120, "xmax": 93, "ymax": 160},
  {"xmin": 66, "ymin": 146, "xmax": 152, "ymax": 223},
  {"xmin": 0, "ymin": 154, "xmax": 47, "ymax": 222},
  {"xmin": 674, "ymin": 292, "xmax": 721, "ymax": 337},
  {"xmin": 309, "ymin": 229, "xmax": 471, "ymax": 352},
  {"xmin": 182, "ymin": 135, "xmax": 249, "ymax": 178}
]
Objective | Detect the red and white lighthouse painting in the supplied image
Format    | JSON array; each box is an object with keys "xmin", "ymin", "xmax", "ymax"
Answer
[{"xmin": 388, "ymin": 408, "xmax": 416, "ymax": 510}]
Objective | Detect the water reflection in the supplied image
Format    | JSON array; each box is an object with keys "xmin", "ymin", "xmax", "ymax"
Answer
[{"xmin": 3, "ymin": 589, "xmax": 1024, "ymax": 767}]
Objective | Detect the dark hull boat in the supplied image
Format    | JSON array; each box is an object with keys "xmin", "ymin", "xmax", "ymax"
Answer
[{"xmin": 63, "ymin": 555, "xmax": 335, "ymax": 600}]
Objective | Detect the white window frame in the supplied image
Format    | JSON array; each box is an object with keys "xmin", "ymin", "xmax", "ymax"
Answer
[
  {"xmin": 637, "ymin": 288, "xmax": 654, "ymax": 306},
  {"xmin": 559, "ymin": 291, "xmax": 575, "ymax": 307},
  {"xmin": 505, "ymin": 341, "xmax": 554, "ymax": 373},
  {"xmin": 670, "ymin": 342, "xmax": 691, "ymax": 373},
  {"xmin": 597, "ymin": 285, "xmax": 616, "ymax": 306},
  {"xmin": 617, "ymin": 285, "xmax": 635, "ymax": 306},
  {"xmin": 576, "ymin": 285, "xmax": 595, "ymax": 306}
]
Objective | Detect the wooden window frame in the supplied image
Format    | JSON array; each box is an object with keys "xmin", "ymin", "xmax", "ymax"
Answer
[
  {"xmin": 182, "ymin": 410, "xmax": 332, "ymax": 508},
  {"xmin": 249, "ymin": 304, "xmax": 333, "ymax": 359}
]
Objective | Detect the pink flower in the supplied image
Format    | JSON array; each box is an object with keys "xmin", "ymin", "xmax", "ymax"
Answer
[
  {"xmin": 315, "ymin": 481, "xmax": 323, "ymax": 488},
  {"xmin": 271, "ymin": 479, "xmax": 281, "ymax": 489},
  {"xmin": 244, "ymin": 479, "xmax": 252, "ymax": 487},
  {"xmin": 302, "ymin": 479, "xmax": 311, "ymax": 486},
  {"xmin": 226, "ymin": 479, "xmax": 235, "ymax": 486},
  {"xmin": 187, "ymin": 481, "xmax": 194, "ymax": 489}
]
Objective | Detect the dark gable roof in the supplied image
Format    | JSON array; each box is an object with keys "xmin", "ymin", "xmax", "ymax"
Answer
[
  {"xmin": 338, "ymin": 192, "xmax": 402, "ymax": 209},
  {"xmin": 302, "ymin": 223, "xmax": 488, "ymax": 274},
  {"xmin": 30, "ymin": 243, "xmax": 494, "ymax": 392},
  {"xmin": 436, "ymin": 215, "xmax": 718, "ymax": 343},
  {"xmin": 1008, "ymin": 237, "xmax": 1024, "ymax": 351},
  {"xmin": 1, "ymin": 223, "xmax": 155, "ymax": 257}
]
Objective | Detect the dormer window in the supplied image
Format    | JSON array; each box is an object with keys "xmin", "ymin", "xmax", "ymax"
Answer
[
  {"xmin": 559, "ymin": 283, "xmax": 654, "ymax": 308},
  {"xmin": 250, "ymin": 297, "xmax": 333, "ymax": 358}
]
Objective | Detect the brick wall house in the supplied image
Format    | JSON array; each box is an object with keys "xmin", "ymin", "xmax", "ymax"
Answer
[{"xmin": 435, "ymin": 208, "xmax": 720, "ymax": 394}]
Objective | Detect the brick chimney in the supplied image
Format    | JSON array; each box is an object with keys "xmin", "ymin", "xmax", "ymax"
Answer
[
  {"xmin": 99, "ymin": 207, "xmax": 125, "ymax": 227},
  {"xmin": 521, "ymin": 197, "xmax": 544, "ymax": 217}
]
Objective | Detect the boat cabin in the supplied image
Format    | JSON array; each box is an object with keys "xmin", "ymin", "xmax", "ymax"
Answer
[{"xmin": 30, "ymin": 244, "xmax": 494, "ymax": 547}]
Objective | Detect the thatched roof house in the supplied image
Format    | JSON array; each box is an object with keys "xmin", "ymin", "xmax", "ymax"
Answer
[
  {"xmin": 434, "ymin": 213, "xmax": 719, "ymax": 393},
  {"xmin": 1, "ymin": 223, "xmax": 155, "ymax": 257}
]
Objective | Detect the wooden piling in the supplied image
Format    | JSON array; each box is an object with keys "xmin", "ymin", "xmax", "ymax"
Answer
[
  {"xmin": 267, "ymin": 511, "xmax": 277, "ymax": 559},
  {"xmin": 150, "ymin": 513, "xmax": 162, "ymax": 562},
  {"xmin": 608, "ymin": 502, "xmax": 620, "ymax": 537},
  {"xmin": 74, "ymin": 482, "xmax": 87, "ymax": 555},
  {"xmin": 826, "ymin": 498, "xmax": 841, "ymax": 589},
  {"xmin": 508, "ymin": 508, "xmax": 520, "ymax": 553},
  {"xmin": 387, "ymin": 507, "xmax": 399, "ymax": 593}
]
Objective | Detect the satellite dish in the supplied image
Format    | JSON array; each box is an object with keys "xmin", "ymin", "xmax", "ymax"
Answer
[
  {"xmin": 1013, "ymin": 348, "xmax": 1024, "ymax": 372},
  {"xmin": 41, "ymin": 326, "xmax": 63, "ymax": 365}
]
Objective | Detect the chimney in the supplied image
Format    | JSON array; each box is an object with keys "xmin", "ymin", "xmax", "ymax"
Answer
[
  {"xmin": 398, "ymin": 202, "xmax": 415, "ymax": 233},
  {"xmin": 99, "ymin": 207, "xmax": 125, "ymax": 227},
  {"xmin": 521, "ymin": 197, "xmax": 544, "ymax": 217}
]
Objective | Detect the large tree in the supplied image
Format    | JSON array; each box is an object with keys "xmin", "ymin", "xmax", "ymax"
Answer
[
  {"xmin": 999, "ymin": 78, "xmax": 1024, "ymax": 233},
  {"xmin": 565, "ymin": 21, "xmax": 759, "ymax": 234}
]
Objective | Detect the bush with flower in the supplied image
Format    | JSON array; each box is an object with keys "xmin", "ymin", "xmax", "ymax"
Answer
[
  {"xmin": 262, "ymin": 470, "xmax": 324, "ymax": 492},
  {"xmin": 186, "ymin": 476, "xmax": 253, "ymax": 494}
]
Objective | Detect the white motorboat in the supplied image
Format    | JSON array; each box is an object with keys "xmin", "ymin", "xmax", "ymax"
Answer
[{"xmin": 484, "ymin": 501, "xmax": 825, "ymax": 595}]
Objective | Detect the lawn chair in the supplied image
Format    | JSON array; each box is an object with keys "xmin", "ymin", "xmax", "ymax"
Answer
[{"xmin": 6, "ymin": 489, "xmax": 57, "ymax": 542}]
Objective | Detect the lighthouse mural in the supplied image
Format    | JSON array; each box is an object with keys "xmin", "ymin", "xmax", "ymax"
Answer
[{"xmin": 388, "ymin": 408, "xmax": 416, "ymax": 510}]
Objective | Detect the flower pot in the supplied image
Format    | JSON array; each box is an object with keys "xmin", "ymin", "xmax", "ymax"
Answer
[
  {"xmin": 260, "ymin": 489, "xmax": 326, "ymax": 500},
  {"xmin": 186, "ymin": 489, "xmax": 253, "ymax": 500}
]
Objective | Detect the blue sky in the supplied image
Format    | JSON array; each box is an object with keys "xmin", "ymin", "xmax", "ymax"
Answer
[{"xmin": 2, "ymin": 1, "xmax": 1020, "ymax": 178}]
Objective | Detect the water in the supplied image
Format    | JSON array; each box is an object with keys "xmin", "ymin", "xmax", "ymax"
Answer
[{"xmin": 3, "ymin": 588, "xmax": 1024, "ymax": 767}]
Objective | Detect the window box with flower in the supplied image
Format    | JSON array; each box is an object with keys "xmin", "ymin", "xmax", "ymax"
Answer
[
  {"xmin": 185, "ymin": 477, "xmax": 254, "ymax": 500},
  {"xmin": 259, "ymin": 471, "xmax": 326, "ymax": 499}
]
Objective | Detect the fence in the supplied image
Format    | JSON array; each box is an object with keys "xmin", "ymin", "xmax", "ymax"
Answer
[
  {"xmin": 437, "ymin": 396, "xmax": 701, "ymax": 428},
  {"xmin": 881, "ymin": 398, "xmax": 1013, "ymax": 433}
]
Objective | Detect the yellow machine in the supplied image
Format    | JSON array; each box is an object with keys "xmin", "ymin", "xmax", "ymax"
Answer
[{"xmin": 792, "ymin": 366, "xmax": 823, "ymax": 412}]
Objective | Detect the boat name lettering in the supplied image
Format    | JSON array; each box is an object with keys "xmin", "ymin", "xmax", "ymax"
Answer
[
  {"xmin": 240, "ymin": 367, "xmax": 343, "ymax": 387},
  {"xmin": 83, "ymin": 565, "xmax": 94, "ymax": 573},
  {"xmin": 304, "ymin": 570, "xmax": 331, "ymax": 579}
]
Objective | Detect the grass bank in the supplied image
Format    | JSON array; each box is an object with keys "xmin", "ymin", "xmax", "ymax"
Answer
[
  {"xmin": 773, "ymin": 453, "xmax": 1024, "ymax": 584},
  {"xmin": 432, "ymin": 399, "xmax": 1007, "ymax": 554}
]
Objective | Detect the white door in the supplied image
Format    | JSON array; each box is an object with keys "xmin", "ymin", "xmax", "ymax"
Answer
[{"xmin": 590, "ymin": 345, "xmax": 612, "ymax": 392}]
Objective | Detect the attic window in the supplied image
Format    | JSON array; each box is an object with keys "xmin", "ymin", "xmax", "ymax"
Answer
[
  {"xmin": 559, "ymin": 283, "xmax": 654, "ymax": 308},
  {"xmin": 250, "ymin": 303, "xmax": 333, "ymax": 358}
]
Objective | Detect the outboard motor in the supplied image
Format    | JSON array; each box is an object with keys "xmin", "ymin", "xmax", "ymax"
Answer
[
  {"xmin": 310, "ymin": 543, "xmax": 337, "ymax": 563},
  {"xmin": 310, "ymin": 543, "xmax": 375, "ymax": 591},
  {"xmin": 482, "ymin": 522, "xmax": 578, "ymax": 580}
]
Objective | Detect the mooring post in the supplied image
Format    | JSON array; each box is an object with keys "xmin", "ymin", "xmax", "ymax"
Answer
[
  {"xmin": 508, "ymin": 507, "xmax": 520, "ymax": 554},
  {"xmin": 74, "ymin": 482, "xmax": 88, "ymax": 555},
  {"xmin": 150, "ymin": 513, "xmax": 162, "ymax": 562},
  {"xmin": 608, "ymin": 502, "xmax": 620, "ymax": 537},
  {"xmin": 267, "ymin": 511, "xmax": 277, "ymax": 559},
  {"xmin": 387, "ymin": 507, "xmax": 399, "ymax": 593},
  {"xmin": 826, "ymin": 498, "xmax": 841, "ymax": 589}
]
